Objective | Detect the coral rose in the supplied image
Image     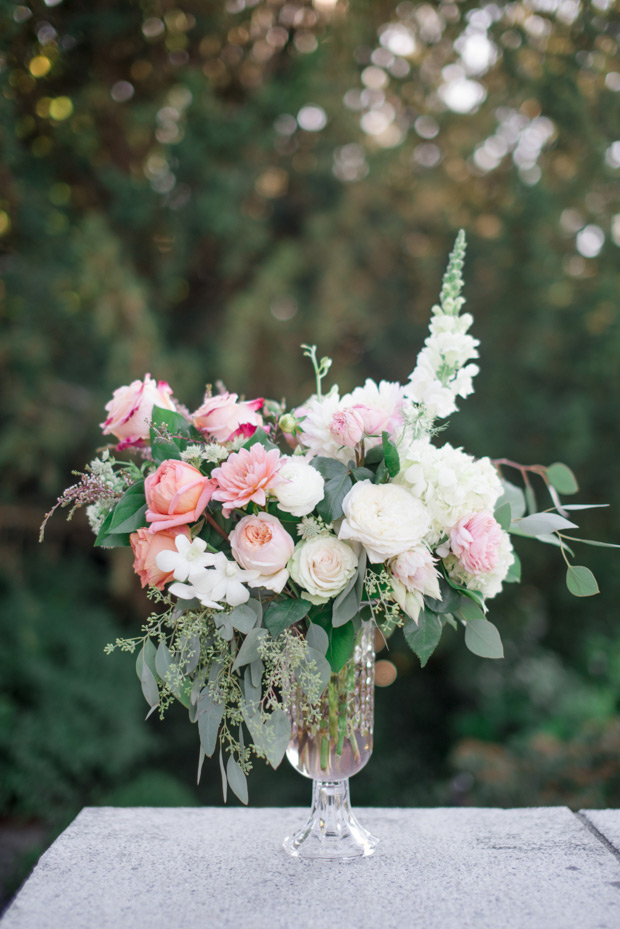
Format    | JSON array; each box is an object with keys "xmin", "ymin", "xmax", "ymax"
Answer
[
  {"xmin": 101, "ymin": 373, "xmax": 175, "ymax": 449},
  {"xmin": 145, "ymin": 459, "xmax": 216, "ymax": 532},
  {"xmin": 449, "ymin": 511, "xmax": 504, "ymax": 575},
  {"xmin": 229, "ymin": 513, "xmax": 294, "ymax": 593},
  {"xmin": 130, "ymin": 526, "xmax": 191, "ymax": 589},
  {"xmin": 192, "ymin": 391, "xmax": 263, "ymax": 443}
]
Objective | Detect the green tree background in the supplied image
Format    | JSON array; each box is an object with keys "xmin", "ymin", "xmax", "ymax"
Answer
[{"xmin": 1, "ymin": 0, "xmax": 619, "ymax": 903}]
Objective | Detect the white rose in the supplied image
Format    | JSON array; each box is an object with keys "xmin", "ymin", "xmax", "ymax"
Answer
[
  {"xmin": 289, "ymin": 536, "xmax": 358, "ymax": 604},
  {"xmin": 273, "ymin": 458, "xmax": 325, "ymax": 517},
  {"xmin": 338, "ymin": 481, "xmax": 430, "ymax": 563}
]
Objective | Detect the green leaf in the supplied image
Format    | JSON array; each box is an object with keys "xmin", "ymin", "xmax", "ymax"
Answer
[
  {"xmin": 351, "ymin": 466, "xmax": 375, "ymax": 482},
  {"xmin": 316, "ymin": 473, "xmax": 353, "ymax": 522},
  {"xmin": 231, "ymin": 628, "xmax": 268, "ymax": 670},
  {"xmin": 364, "ymin": 446, "xmax": 384, "ymax": 466},
  {"xmin": 464, "ymin": 618, "xmax": 504, "ymax": 659},
  {"xmin": 151, "ymin": 405, "xmax": 192, "ymax": 437},
  {"xmin": 94, "ymin": 508, "xmax": 131, "ymax": 548},
  {"xmin": 403, "ymin": 611, "xmax": 443, "ymax": 668},
  {"xmin": 243, "ymin": 427, "xmax": 278, "ymax": 452},
  {"xmin": 562, "ymin": 537, "xmax": 620, "ymax": 550},
  {"xmin": 306, "ymin": 623, "xmax": 329, "ymax": 656},
  {"xmin": 311, "ymin": 457, "xmax": 349, "ymax": 480},
  {"xmin": 197, "ymin": 692, "xmax": 225, "ymax": 757},
  {"xmin": 219, "ymin": 747, "xmax": 228, "ymax": 803},
  {"xmin": 332, "ymin": 550, "xmax": 366, "ymax": 627},
  {"xmin": 513, "ymin": 513, "xmax": 578, "ymax": 536},
  {"xmin": 494, "ymin": 501, "xmax": 512, "ymax": 531},
  {"xmin": 263, "ymin": 598, "xmax": 310, "ymax": 637},
  {"xmin": 381, "ymin": 432, "xmax": 400, "ymax": 478},
  {"xmin": 566, "ymin": 565, "xmax": 599, "ymax": 597},
  {"xmin": 457, "ymin": 599, "xmax": 485, "ymax": 622},
  {"xmin": 242, "ymin": 705, "xmax": 291, "ymax": 769},
  {"xmin": 154, "ymin": 641, "xmax": 191, "ymax": 707},
  {"xmin": 136, "ymin": 643, "xmax": 159, "ymax": 710},
  {"xmin": 150, "ymin": 406, "xmax": 191, "ymax": 464},
  {"xmin": 299, "ymin": 646, "xmax": 332, "ymax": 694},
  {"xmin": 107, "ymin": 481, "xmax": 147, "ymax": 533},
  {"xmin": 562, "ymin": 504, "xmax": 609, "ymax": 511},
  {"xmin": 228, "ymin": 604, "xmax": 259, "ymax": 634},
  {"xmin": 524, "ymin": 484, "xmax": 537, "ymax": 515},
  {"xmin": 226, "ymin": 756, "xmax": 248, "ymax": 805},
  {"xmin": 426, "ymin": 577, "xmax": 463, "ymax": 614},
  {"xmin": 497, "ymin": 480, "xmax": 526, "ymax": 520},
  {"xmin": 547, "ymin": 462, "xmax": 579, "ymax": 495}
]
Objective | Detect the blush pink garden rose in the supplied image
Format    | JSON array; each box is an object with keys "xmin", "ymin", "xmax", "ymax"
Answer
[
  {"xmin": 389, "ymin": 548, "xmax": 441, "ymax": 623},
  {"xmin": 145, "ymin": 459, "xmax": 217, "ymax": 532},
  {"xmin": 229, "ymin": 513, "xmax": 294, "ymax": 593},
  {"xmin": 449, "ymin": 511, "xmax": 504, "ymax": 574},
  {"xmin": 329, "ymin": 407, "xmax": 366, "ymax": 448},
  {"xmin": 101, "ymin": 374, "xmax": 176, "ymax": 449},
  {"xmin": 192, "ymin": 391, "xmax": 264, "ymax": 443},
  {"xmin": 130, "ymin": 526, "xmax": 191, "ymax": 589},
  {"xmin": 212, "ymin": 443, "xmax": 282, "ymax": 516}
]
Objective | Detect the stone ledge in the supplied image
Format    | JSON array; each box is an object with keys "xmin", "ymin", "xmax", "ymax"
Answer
[{"xmin": 2, "ymin": 807, "xmax": 620, "ymax": 929}]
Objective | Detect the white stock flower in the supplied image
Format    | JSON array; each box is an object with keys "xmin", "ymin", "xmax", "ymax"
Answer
[
  {"xmin": 289, "ymin": 536, "xmax": 358, "ymax": 604},
  {"xmin": 443, "ymin": 531, "xmax": 514, "ymax": 600},
  {"xmin": 397, "ymin": 440, "xmax": 502, "ymax": 545},
  {"xmin": 273, "ymin": 457, "xmax": 325, "ymax": 517},
  {"xmin": 338, "ymin": 481, "xmax": 430, "ymax": 563}
]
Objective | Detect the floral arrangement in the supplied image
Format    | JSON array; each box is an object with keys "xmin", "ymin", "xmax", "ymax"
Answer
[{"xmin": 42, "ymin": 232, "xmax": 614, "ymax": 804}]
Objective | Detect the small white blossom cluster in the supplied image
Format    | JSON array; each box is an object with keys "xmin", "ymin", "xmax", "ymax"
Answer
[{"xmin": 181, "ymin": 443, "xmax": 229, "ymax": 465}]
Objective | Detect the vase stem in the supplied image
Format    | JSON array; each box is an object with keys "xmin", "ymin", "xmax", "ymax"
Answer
[{"xmin": 283, "ymin": 778, "xmax": 378, "ymax": 860}]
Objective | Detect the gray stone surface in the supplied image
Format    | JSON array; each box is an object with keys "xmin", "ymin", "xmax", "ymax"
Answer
[
  {"xmin": 2, "ymin": 807, "xmax": 620, "ymax": 929},
  {"xmin": 581, "ymin": 810, "xmax": 620, "ymax": 857}
]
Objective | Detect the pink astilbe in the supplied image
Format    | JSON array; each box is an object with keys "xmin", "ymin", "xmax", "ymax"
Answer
[{"xmin": 212, "ymin": 444, "xmax": 282, "ymax": 516}]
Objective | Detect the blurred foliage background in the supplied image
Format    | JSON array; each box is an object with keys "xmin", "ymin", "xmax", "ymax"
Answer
[{"xmin": 1, "ymin": 0, "xmax": 620, "ymax": 906}]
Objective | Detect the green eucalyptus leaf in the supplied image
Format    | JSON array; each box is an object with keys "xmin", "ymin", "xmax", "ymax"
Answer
[
  {"xmin": 136, "ymin": 644, "xmax": 159, "ymax": 710},
  {"xmin": 504, "ymin": 550, "xmax": 521, "ymax": 583},
  {"xmin": 219, "ymin": 747, "xmax": 228, "ymax": 804},
  {"xmin": 403, "ymin": 611, "xmax": 443, "ymax": 668},
  {"xmin": 263, "ymin": 598, "xmax": 310, "ymax": 637},
  {"xmin": 566, "ymin": 565, "xmax": 599, "ymax": 597},
  {"xmin": 316, "ymin": 472, "xmax": 353, "ymax": 522},
  {"xmin": 464, "ymin": 618, "xmax": 504, "ymax": 659},
  {"xmin": 425, "ymin": 577, "xmax": 462, "ymax": 614},
  {"xmin": 332, "ymin": 550, "xmax": 366, "ymax": 627},
  {"xmin": 351, "ymin": 466, "xmax": 375, "ymax": 482},
  {"xmin": 306, "ymin": 623, "xmax": 329, "ymax": 656},
  {"xmin": 513, "ymin": 513, "xmax": 578, "ymax": 536},
  {"xmin": 197, "ymin": 692, "xmax": 225, "ymax": 757},
  {"xmin": 226, "ymin": 756, "xmax": 249, "ymax": 805},
  {"xmin": 547, "ymin": 462, "xmax": 579, "ymax": 495},
  {"xmin": 494, "ymin": 501, "xmax": 512, "ymax": 531},
  {"xmin": 229, "ymin": 604, "xmax": 259, "ymax": 634},
  {"xmin": 231, "ymin": 628, "xmax": 268, "ymax": 670},
  {"xmin": 299, "ymin": 646, "xmax": 332, "ymax": 694},
  {"xmin": 496, "ymin": 480, "xmax": 526, "ymax": 520},
  {"xmin": 250, "ymin": 658, "xmax": 264, "ymax": 689},
  {"xmin": 524, "ymin": 484, "xmax": 537, "ymax": 515}
]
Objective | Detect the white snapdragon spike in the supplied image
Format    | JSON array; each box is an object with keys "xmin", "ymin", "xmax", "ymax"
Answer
[
  {"xmin": 342, "ymin": 378, "xmax": 406, "ymax": 447},
  {"xmin": 156, "ymin": 535, "xmax": 216, "ymax": 584},
  {"xmin": 397, "ymin": 440, "xmax": 502, "ymax": 546},
  {"xmin": 404, "ymin": 231, "xmax": 480, "ymax": 421}
]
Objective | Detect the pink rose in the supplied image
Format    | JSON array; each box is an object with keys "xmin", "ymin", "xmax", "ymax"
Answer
[
  {"xmin": 449, "ymin": 511, "xmax": 503, "ymax": 575},
  {"xmin": 229, "ymin": 513, "xmax": 294, "ymax": 592},
  {"xmin": 101, "ymin": 373, "xmax": 175, "ymax": 449},
  {"xmin": 130, "ymin": 526, "xmax": 191, "ymax": 589},
  {"xmin": 329, "ymin": 408, "xmax": 365, "ymax": 447},
  {"xmin": 145, "ymin": 459, "xmax": 216, "ymax": 532},
  {"xmin": 390, "ymin": 548, "xmax": 441, "ymax": 598},
  {"xmin": 192, "ymin": 391, "xmax": 263, "ymax": 443},
  {"xmin": 211, "ymin": 443, "xmax": 282, "ymax": 516}
]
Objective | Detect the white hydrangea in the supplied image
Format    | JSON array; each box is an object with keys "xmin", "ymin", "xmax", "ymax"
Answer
[
  {"xmin": 398, "ymin": 440, "xmax": 503, "ymax": 545},
  {"xmin": 443, "ymin": 532, "xmax": 514, "ymax": 599}
]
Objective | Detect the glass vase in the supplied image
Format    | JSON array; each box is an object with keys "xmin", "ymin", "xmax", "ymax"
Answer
[{"xmin": 283, "ymin": 620, "xmax": 378, "ymax": 861}]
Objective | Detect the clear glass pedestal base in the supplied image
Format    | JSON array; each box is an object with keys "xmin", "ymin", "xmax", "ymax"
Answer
[{"xmin": 283, "ymin": 778, "xmax": 378, "ymax": 861}]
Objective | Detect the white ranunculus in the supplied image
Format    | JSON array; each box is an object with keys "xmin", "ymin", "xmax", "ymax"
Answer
[
  {"xmin": 289, "ymin": 536, "xmax": 358, "ymax": 604},
  {"xmin": 338, "ymin": 481, "xmax": 430, "ymax": 563},
  {"xmin": 273, "ymin": 458, "xmax": 325, "ymax": 517}
]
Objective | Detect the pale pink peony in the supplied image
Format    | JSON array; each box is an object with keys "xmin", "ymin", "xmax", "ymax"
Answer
[
  {"xmin": 192, "ymin": 391, "xmax": 263, "ymax": 443},
  {"xmin": 390, "ymin": 548, "xmax": 441, "ymax": 598},
  {"xmin": 101, "ymin": 374, "xmax": 175, "ymax": 449},
  {"xmin": 145, "ymin": 459, "xmax": 217, "ymax": 532},
  {"xmin": 211, "ymin": 444, "xmax": 282, "ymax": 516},
  {"xmin": 130, "ymin": 526, "xmax": 191, "ymax": 589},
  {"xmin": 229, "ymin": 513, "xmax": 294, "ymax": 592},
  {"xmin": 329, "ymin": 407, "xmax": 366, "ymax": 447},
  {"xmin": 449, "ymin": 511, "xmax": 504, "ymax": 575}
]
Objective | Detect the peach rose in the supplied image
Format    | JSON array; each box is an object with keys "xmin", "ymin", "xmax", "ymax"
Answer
[
  {"xmin": 229, "ymin": 513, "xmax": 294, "ymax": 592},
  {"xmin": 101, "ymin": 374, "xmax": 175, "ymax": 449},
  {"xmin": 145, "ymin": 459, "xmax": 217, "ymax": 532},
  {"xmin": 192, "ymin": 391, "xmax": 263, "ymax": 443},
  {"xmin": 130, "ymin": 526, "xmax": 191, "ymax": 589}
]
